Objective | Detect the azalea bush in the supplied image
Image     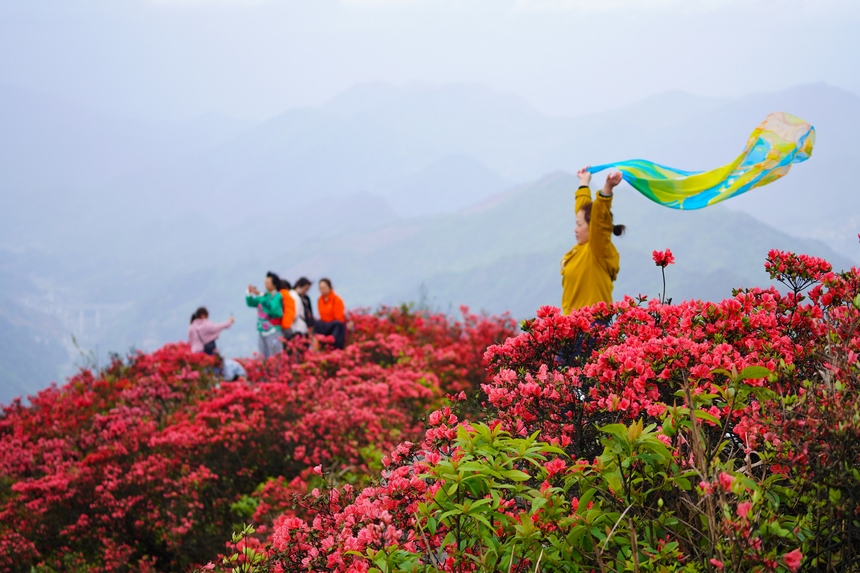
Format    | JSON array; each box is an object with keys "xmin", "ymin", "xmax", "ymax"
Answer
[
  {"xmin": 219, "ymin": 249, "xmax": 860, "ymax": 573},
  {"xmin": 4, "ymin": 251, "xmax": 859, "ymax": 573},
  {"xmin": 0, "ymin": 306, "xmax": 515, "ymax": 572}
]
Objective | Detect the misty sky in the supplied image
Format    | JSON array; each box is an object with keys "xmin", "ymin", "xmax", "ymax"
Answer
[{"xmin": 1, "ymin": 0, "xmax": 858, "ymax": 121}]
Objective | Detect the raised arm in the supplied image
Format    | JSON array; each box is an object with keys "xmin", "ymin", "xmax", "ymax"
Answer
[
  {"xmin": 589, "ymin": 172, "xmax": 623, "ymax": 261},
  {"xmin": 246, "ymin": 288, "xmax": 262, "ymax": 308},
  {"xmin": 199, "ymin": 318, "xmax": 233, "ymax": 339},
  {"xmin": 575, "ymin": 166, "xmax": 593, "ymax": 214}
]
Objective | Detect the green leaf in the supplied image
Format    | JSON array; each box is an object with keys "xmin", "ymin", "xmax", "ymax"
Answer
[
  {"xmin": 566, "ymin": 524, "xmax": 588, "ymax": 545},
  {"xmin": 469, "ymin": 513, "xmax": 495, "ymax": 530},
  {"xmin": 588, "ymin": 526, "xmax": 605, "ymax": 541},
  {"xmin": 746, "ymin": 385, "xmax": 777, "ymax": 402},
  {"xmin": 597, "ymin": 423, "xmax": 629, "ymax": 441},
  {"xmin": 438, "ymin": 509, "xmax": 463, "ymax": 522},
  {"xmin": 465, "ymin": 498, "xmax": 492, "ymax": 513},
  {"xmin": 531, "ymin": 496, "xmax": 549, "ymax": 513},
  {"xmin": 693, "ymin": 410, "xmax": 721, "ymax": 425},
  {"xmin": 673, "ymin": 476, "xmax": 692, "ymax": 490},
  {"xmin": 457, "ymin": 461, "xmax": 487, "ymax": 473},
  {"xmin": 739, "ymin": 365, "xmax": 771, "ymax": 381},
  {"xmin": 577, "ymin": 487, "xmax": 596, "ymax": 513},
  {"xmin": 502, "ymin": 469, "xmax": 531, "ymax": 482},
  {"xmin": 373, "ymin": 552, "xmax": 389, "ymax": 573},
  {"xmin": 540, "ymin": 445, "xmax": 568, "ymax": 456}
]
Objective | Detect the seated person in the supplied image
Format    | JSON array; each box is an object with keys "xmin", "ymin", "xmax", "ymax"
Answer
[
  {"xmin": 213, "ymin": 353, "xmax": 247, "ymax": 382},
  {"xmin": 315, "ymin": 278, "xmax": 346, "ymax": 350}
]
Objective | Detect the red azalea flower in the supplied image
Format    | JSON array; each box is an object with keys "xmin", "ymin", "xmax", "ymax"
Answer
[
  {"xmin": 783, "ymin": 549, "xmax": 803, "ymax": 572},
  {"xmin": 652, "ymin": 249, "xmax": 675, "ymax": 268}
]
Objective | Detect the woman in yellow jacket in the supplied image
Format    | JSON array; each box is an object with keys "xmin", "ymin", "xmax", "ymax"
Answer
[{"xmin": 560, "ymin": 167, "xmax": 625, "ymax": 314}]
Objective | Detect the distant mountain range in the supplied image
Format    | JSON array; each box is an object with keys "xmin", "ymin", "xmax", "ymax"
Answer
[
  {"xmin": 219, "ymin": 171, "xmax": 853, "ymax": 320},
  {"xmin": 1, "ymin": 81, "xmax": 857, "ymax": 403}
]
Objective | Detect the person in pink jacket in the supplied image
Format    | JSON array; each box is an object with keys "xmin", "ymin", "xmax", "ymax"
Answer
[{"xmin": 188, "ymin": 307, "xmax": 234, "ymax": 355}]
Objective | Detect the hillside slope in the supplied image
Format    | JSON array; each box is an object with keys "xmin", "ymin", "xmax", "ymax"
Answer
[{"xmin": 2, "ymin": 169, "xmax": 852, "ymax": 404}]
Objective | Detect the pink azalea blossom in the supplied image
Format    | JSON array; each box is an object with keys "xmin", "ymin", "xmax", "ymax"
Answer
[{"xmin": 783, "ymin": 549, "xmax": 803, "ymax": 572}]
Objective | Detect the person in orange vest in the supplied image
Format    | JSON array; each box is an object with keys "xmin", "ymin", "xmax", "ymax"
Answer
[
  {"xmin": 315, "ymin": 278, "xmax": 346, "ymax": 350},
  {"xmin": 279, "ymin": 279, "xmax": 297, "ymax": 339}
]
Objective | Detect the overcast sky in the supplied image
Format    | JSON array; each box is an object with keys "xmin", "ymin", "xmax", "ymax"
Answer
[{"xmin": 1, "ymin": 0, "xmax": 858, "ymax": 121}]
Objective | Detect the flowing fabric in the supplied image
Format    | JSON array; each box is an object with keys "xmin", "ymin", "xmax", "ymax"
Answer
[{"xmin": 588, "ymin": 112, "xmax": 815, "ymax": 210}]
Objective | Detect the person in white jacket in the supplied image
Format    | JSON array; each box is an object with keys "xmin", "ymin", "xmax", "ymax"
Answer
[
  {"xmin": 188, "ymin": 307, "xmax": 234, "ymax": 355},
  {"xmin": 288, "ymin": 289, "xmax": 309, "ymax": 336}
]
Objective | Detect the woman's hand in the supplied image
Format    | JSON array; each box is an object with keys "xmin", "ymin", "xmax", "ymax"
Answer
[
  {"xmin": 577, "ymin": 166, "xmax": 592, "ymax": 186},
  {"xmin": 601, "ymin": 171, "xmax": 623, "ymax": 196}
]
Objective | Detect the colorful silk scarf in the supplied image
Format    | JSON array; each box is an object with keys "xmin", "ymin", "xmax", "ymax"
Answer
[{"xmin": 588, "ymin": 112, "xmax": 815, "ymax": 210}]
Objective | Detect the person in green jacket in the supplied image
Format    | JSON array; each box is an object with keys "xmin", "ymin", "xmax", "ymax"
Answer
[{"xmin": 246, "ymin": 271, "xmax": 284, "ymax": 359}]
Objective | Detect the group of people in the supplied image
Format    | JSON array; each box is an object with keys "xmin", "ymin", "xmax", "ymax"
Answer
[
  {"xmin": 245, "ymin": 273, "xmax": 348, "ymax": 359},
  {"xmin": 186, "ymin": 274, "xmax": 349, "ymax": 377}
]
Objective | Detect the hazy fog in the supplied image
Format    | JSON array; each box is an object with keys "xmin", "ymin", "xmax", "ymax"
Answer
[{"xmin": 1, "ymin": 0, "xmax": 858, "ymax": 121}]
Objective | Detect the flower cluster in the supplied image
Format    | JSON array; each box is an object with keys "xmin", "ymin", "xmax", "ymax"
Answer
[
  {"xmin": 251, "ymin": 252, "xmax": 860, "ymax": 573},
  {"xmin": 5, "ymin": 251, "xmax": 859, "ymax": 573},
  {"xmin": 765, "ymin": 249, "xmax": 833, "ymax": 296},
  {"xmin": 0, "ymin": 306, "xmax": 515, "ymax": 572},
  {"xmin": 652, "ymin": 248, "xmax": 675, "ymax": 267}
]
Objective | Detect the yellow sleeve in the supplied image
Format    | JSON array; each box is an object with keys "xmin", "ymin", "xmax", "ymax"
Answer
[
  {"xmin": 575, "ymin": 185, "xmax": 592, "ymax": 215},
  {"xmin": 589, "ymin": 192, "xmax": 614, "ymax": 262}
]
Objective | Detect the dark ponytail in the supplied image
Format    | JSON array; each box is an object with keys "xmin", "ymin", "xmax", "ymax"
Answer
[
  {"xmin": 582, "ymin": 203, "xmax": 626, "ymax": 237},
  {"xmin": 190, "ymin": 306, "xmax": 208, "ymax": 324}
]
